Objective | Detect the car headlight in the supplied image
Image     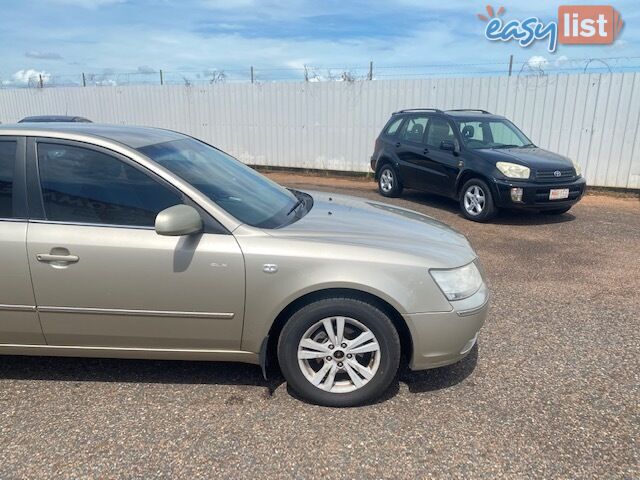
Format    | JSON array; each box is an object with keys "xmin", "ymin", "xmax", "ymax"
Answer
[
  {"xmin": 430, "ymin": 262, "xmax": 483, "ymax": 301},
  {"xmin": 496, "ymin": 161, "xmax": 530, "ymax": 179},
  {"xmin": 572, "ymin": 160, "xmax": 582, "ymax": 176}
]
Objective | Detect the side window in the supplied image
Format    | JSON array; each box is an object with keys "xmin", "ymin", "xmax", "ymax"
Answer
[
  {"xmin": 37, "ymin": 143, "xmax": 182, "ymax": 227},
  {"xmin": 425, "ymin": 118, "xmax": 455, "ymax": 147},
  {"xmin": 458, "ymin": 121, "xmax": 484, "ymax": 143},
  {"xmin": 384, "ymin": 117, "xmax": 403, "ymax": 137},
  {"xmin": 0, "ymin": 141, "xmax": 17, "ymax": 219},
  {"xmin": 400, "ymin": 116, "xmax": 428, "ymax": 143}
]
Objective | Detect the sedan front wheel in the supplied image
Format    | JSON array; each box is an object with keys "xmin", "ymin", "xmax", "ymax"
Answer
[{"xmin": 278, "ymin": 298, "xmax": 400, "ymax": 407}]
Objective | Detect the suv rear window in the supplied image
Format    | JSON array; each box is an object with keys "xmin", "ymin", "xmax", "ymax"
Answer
[{"xmin": 0, "ymin": 141, "xmax": 17, "ymax": 219}]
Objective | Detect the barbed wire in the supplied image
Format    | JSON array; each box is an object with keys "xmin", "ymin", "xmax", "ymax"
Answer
[{"xmin": 2, "ymin": 56, "xmax": 639, "ymax": 88}]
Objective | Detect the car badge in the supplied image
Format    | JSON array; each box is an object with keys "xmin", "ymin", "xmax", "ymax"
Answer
[{"xmin": 554, "ymin": 170, "xmax": 562, "ymax": 177}]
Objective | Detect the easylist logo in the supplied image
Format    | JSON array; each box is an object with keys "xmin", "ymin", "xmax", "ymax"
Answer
[
  {"xmin": 479, "ymin": 5, "xmax": 624, "ymax": 52},
  {"xmin": 558, "ymin": 5, "xmax": 624, "ymax": 45}
]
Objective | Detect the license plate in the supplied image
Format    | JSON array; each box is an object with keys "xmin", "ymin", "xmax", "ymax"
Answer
[{"xmin": 549, "ymin": 188, "xmax": 569, "ymax": 200}]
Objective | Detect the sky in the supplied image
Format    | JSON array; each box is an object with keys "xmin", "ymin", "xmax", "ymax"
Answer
[{"xmin": 0, "ymin": 0, "xmax": 638, "ymax": 86}]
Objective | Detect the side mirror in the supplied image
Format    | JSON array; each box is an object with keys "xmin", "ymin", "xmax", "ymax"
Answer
[
  {"xmin": 440, "ymin": 140, "xmax": 460, "ymax": 155},
  {"xmin": 155, "ymin": 204, "xmax": 203, "ymax": 236}
]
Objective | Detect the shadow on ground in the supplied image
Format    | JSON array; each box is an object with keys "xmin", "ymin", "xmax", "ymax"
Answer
[
  {"xmin": 401, "ymin": 191, "xmax": 577, "ymax": 225},
  {"xmin": 0, "ymin": 344, "xmax": 478, "ymax": 404}
]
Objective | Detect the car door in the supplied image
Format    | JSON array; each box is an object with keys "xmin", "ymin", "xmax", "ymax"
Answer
[
  {"xmin": 0, "ymin": 136, "xmax": 46, "ymax": 345},
  {"xmin": 394, "ymin": 115, "xmax": 440, "ymax": 190},
  {"xmin": 423, "ymin": 116, "xmax": 463, "ymax": 196},
  {"xmin": 26, "ymin": 138, "xmax": 245, "ymax": 350}
]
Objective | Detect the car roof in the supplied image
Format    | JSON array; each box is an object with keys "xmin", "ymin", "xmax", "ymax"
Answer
[
  {"xmin": 18, "ymin": 115, "xmax": 92, "ymax": 123},
  {"xmin": 0, "ymin": 123, "xmax": 187, "ymax": 149}
]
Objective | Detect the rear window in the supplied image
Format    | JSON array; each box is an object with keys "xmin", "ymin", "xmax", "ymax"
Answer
[{"xmin": 0, "ymin": 141, "xmax": 17, "ymax": 219}]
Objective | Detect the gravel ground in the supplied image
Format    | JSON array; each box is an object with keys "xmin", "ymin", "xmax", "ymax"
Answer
[{"xmin": 1, "ymin": 173, "xmax": 638, "ymax": 479}]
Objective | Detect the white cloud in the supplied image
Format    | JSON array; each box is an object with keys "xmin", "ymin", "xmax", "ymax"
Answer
[
  {"xmin": 527, "ymin": 55, "xmax": 548, "ymax": 69},
  {"xmin": 12, "ymin": 69, "xmax": 51, "ymax": 85}
]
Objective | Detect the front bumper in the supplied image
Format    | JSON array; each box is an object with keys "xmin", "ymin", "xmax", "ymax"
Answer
[
  {"xmin": 492, "ymin": 176, "xmax": 586, "ymax": 210},
  {"xmin": 405, "ymin": 284, "xmax": 489, "ymax": 371}
]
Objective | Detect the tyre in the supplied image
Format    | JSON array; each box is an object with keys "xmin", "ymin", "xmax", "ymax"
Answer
[
  {"xmin": 541, "ymin": 206, "xmax": 572, "ymax": 215},
  {"xmin": 459, "ymin": 178, "xmax": 496, "ymax": 222},
  {"xmin": 377, "ymin": 164, "xmax": 403, "ymax": 198},
  {"xmin": 277, "ymin": 297, "xmax": 401, "ymax": 407}
]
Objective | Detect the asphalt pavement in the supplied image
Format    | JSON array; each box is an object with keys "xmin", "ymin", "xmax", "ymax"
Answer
[{"xmin": 1, "ymin": 174, "xmax": 638, "ymax": 479}]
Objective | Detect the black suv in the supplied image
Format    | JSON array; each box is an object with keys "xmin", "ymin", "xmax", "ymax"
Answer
[{"xmin": 370, "ymin": 108, "xmax": 586, "ymax": 222}]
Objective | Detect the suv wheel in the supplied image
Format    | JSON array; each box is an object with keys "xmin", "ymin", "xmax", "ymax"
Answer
[
  {"xmin": 378, "ymin": 165, "xmax": 402, "ymax": 197},
  {"xmin": 460, "ymin": 178, "xmax": 496, "ymax": 222},
  {"xmin": 277, "ymin": 298, "xmax": 400, "ymax": 407}
]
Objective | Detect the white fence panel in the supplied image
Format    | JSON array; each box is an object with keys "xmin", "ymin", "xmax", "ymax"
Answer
[{"xmin": 0, "ymin": 73, "xmax": 638, "ymax": 188}]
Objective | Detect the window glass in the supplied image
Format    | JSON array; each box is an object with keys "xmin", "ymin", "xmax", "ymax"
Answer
[
  {"xmin": 400, "ymin": 116, "xmax": 428, "ymax": 143},
  {"xmin": 384, "ymin": 117, "xmax": 403, "ymax": 137},
  {"xmin": 0, "ymin": 141, "xmax": 17, "ymax": 218},
  {"xmin": 425, "ymin": 118, "xmax": 455, "ymax": 147},
  {"xmin": 38, "ymin": 143, "xmax": 182, "ymax": 226},
  {"xmin": 456, "ymin": 119, "xmax": 531, "ymax": 149},
  {"xmin": 489, "ymin": 122, "xmax": 526, "ymax": 146},
  {"xmin": 458, "ymin": 121, "xmax": 484, "ymax": 143},
  {"xmin": 138, "ymin": 138, "xmax": 302, "ymax": 229}
]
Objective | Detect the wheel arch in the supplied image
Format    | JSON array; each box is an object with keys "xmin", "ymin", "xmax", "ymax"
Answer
[
  {"xmin": 265, "ymin": 287, "xmax": 413, "ymax": 372},
  {"xmin": 455, "ymin": 170, "xmax": 496, "ymax": 200},
  {"xmin": 374, "ymin": 156, "xmax": 394, "ymax": 180}
]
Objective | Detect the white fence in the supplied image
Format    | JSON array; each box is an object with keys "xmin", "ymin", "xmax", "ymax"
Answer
[{"xmin": 0, "ymin": 73, "xmax": 638, "ymax": 189}]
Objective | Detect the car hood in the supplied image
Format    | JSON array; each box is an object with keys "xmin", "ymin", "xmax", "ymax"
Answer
[
  {"xmin": 268, "ymin": 191, "xmax": 476, "ymax": 268},
  {"xmin": 474, "ymin": 147, "xmax": 573, "ymax": 170}
]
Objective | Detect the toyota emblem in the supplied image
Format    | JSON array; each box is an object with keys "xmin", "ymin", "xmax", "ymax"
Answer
[{"xmin": 553, "ymin": 170, "xmax": 562, "ymax": 177}]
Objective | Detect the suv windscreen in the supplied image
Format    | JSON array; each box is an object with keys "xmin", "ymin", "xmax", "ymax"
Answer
[
  {"xmin": 456, "ymin": 119, "xmax": 532, "ymax": 149},
  {"xmin": 138, "ymin": 138, "xmax": 304, "ymax": 229}
]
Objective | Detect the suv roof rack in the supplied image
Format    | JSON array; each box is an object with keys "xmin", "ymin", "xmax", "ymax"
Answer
[
  {"xmin": 393, "ymin": 108, "xmax": 444, "ymax": 114},
  {"xmin": 445, "ymin": 109, "xmax": 491, "ymax": 114}
]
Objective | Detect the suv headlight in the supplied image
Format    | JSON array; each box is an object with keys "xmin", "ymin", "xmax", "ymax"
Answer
[
  {"xmin": 496, "ymin": 161, "xmax": 530, "ymax": 179},
  {"xmin": 430, "ymin": 262, "xmax": 483, "ymax": 301},
  {"xmin": 572, "ymin": 160, "xmax": 582, "ymax": 176}
]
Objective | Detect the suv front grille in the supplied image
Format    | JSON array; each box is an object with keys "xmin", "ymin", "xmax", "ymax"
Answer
[{"xmin": 536, "ymin": 168, "xmax": 576, "ymax": 182}]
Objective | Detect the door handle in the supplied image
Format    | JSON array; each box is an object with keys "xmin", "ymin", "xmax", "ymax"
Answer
[
  {"xmin": 395, "ymin": 142, "xmax": 401, "ymax": 148},
  {"xmin": 36, "ymin": 253, "xmax": 79, "ymax": 263},
  {"xmin": 423, "ymin": 148, "xmax": 429, "ymax": 154}
]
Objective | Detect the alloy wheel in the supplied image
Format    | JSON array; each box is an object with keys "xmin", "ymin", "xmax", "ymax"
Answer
[
  {"xmin": 297, "ymin": 316, "xmax": 381, "ymax": 393},
  {"xmin": 464, "ymin": 185, "xmax": 486, "ymax": 216},
  {"xmin": 379, "ymin": 169, "xmax": 394, "ymax": 193}
]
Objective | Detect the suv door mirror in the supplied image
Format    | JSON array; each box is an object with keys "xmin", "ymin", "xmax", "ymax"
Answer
[
  {"xmin": 440, "ymin": 140, "xmax": 460, "ymax": 155},
  {"xmin": 155, "ymin": 205, "xmax": 203, "ymax": 236}
]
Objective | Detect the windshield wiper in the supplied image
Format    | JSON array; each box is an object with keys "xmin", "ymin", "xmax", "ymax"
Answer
[
  {"xmin": 492, "ymin": 144, "xmax": 520, "ymax": 149},
  {"xmin": 520, "ymin": 143, "xmax": 536, "ymax": 148},
  {"xmin": 286, "ymin": 198, "xmax": 304, "ymax": 216}
]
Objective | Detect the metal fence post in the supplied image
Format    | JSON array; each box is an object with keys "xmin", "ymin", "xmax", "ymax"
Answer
[
  {"xmin": 508, "ymin": 55, "xmax": 514, "ymax": 77},
  {"xmin": 368, "ymin": 61, "xmax": 373, "ymax": 80},
  {"xmin": 159, "ymin": 70, "xmax": 164, "ymax": 85},
  {"xmin": 82, "ymin": 73, "xmax": 86, "ymax": 87},
  {"xmin": 250, "ymin": 66, "xmax": 254, "ymax": 84}
]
